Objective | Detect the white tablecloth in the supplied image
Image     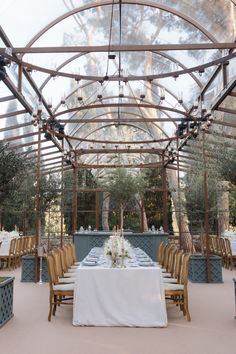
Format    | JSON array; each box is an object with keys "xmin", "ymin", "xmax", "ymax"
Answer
[{"xmin": 73, "ymin": 266, "xmax": 167, "ymax": 327}]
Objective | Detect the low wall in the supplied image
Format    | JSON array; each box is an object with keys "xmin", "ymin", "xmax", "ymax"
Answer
[{"xmin": 73, "ymin": 232, "xmax": 169, "ymax": 261}]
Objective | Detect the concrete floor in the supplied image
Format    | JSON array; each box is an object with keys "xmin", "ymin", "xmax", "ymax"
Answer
[{"xmin": 0, "ymin": 267, "xmax": 235, "ymax": 354}]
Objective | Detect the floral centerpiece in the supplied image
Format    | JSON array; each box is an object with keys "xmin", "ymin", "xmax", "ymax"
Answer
[{"xmin": 104, "ymin": 230, "xmax": 130, "ymax": 267}]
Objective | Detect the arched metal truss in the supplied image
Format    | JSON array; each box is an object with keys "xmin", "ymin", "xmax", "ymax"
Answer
[{"xmin": 0, "ymin": 0, "xmax": 235, "ymax": 172}]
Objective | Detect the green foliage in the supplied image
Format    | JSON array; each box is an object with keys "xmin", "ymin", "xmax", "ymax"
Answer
[
  {"xmin": 184, "ymin": 173, "xmax": 218, "ymax": 232},
  {"xmin": 63, "ymin": 169, "xmax": 98, "ymax": 232},
  {"xmin": 229, "ymin": 188, "xmax": 236, "ymax": 226},
  {"xmin": 0, "ymin": 142, "xmax": 60, "ymax": 232},
  {"xmin": 143, "ymin": 168, "xmax": 172, "ymax": 230},
  {"xmin": 102, "ymin": 168, "xmax": 145, "ymax": 209},
  {"xmin": 183, "ymin": 131, "xmax": 236, "ymax": 232},
  {"xmin": 0, "ymin": 142, "xmax": 30, "ymax": 206}
]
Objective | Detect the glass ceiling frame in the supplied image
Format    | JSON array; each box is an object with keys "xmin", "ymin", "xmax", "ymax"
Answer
[{"xmin": 0, "ymin": 1, "xmax": 235, "ymax": 174}]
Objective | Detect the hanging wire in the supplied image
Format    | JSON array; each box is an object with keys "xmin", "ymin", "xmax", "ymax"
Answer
[
  {"xmin": 105, "ymin": 0, "xmax": 116, "ymax": 77},
  {"xmin": 118, "ymin": 0, "xmax": 123, "ymax": 125}
]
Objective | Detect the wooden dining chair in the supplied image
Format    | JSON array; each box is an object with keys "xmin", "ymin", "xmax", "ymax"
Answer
[
  {"xmin": 58, "ymin": 248, "xmax": 77, "ymax": 277},
  {"xmin": 224, "ymin": 238, "xmax": 234, "ymax": 270},
  {"xmin": 164, "ymin": 254, "xmax": 191, "ymax": 321},
  {"xmin": 52, "ymin": 249, "xmax": 76, "ymax": 283},
  {"xmin": 67, "ymin": 243, "xmax": 80, "ymax": 266},
  {"xmin": 156, "ymin": 241, "xmax": 165, "ymax": 264},
  {"xmin": 163, "ymin": 249, "xmax": 183, "ymax": 283},
  {"xmin": 46, "ymin": 254, "xmax": 74, "ymax": 321}
]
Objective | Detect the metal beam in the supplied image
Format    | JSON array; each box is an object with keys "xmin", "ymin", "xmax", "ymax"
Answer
[
  {"xmin": 216, "ymin": 107, "xmax": 236, "ymax": 115},
  {"xmin": 3, "ymin": 43, "xmax": 236, "ymax": 54},
  {"xmin": 76, "ymin": 148, "xmax": 164, "ymax": 155},
  {"xmin": 59, "ymin": 117, "xmax": 191, "ymax": 124},
  {"xmin": 0, "ymin": 121, "xmax": 32, "ymax": 133},
  {"xmin": 0, "ymin": 95, "xmax": 15, "ymax": 103},
  {"xmin": 0, "ymin": 109, "xmax": 27, "ymax": 119},
  {"xmin": 54, "ymin": 102, "xmax": 187, "ymax": 118}
]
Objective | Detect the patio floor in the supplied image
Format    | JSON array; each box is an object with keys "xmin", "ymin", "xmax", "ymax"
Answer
[{"xmin": 0, "ymin": 267, "xmax": 235, "ymax": 354}]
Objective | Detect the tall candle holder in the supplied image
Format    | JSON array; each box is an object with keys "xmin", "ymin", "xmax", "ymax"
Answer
[{"xmin": 37, "ymin": 245, "xmax": 44, "ymax": 284}]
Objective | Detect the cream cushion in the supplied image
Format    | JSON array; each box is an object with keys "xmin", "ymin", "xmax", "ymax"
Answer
[
  {"xmin": 53, "ymin": 283, "xmax": 74, "ymax": 291},
  {"xmin": 164, "ymin": 283, "xmax": 184, "ymax": 291}
]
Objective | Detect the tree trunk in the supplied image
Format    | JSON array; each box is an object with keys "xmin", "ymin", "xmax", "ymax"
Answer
[
  {"xmin": 217, "ymin": 181, "xmax": 230, "ymax": 235},
  {"xmin": 167, "ymin": 169, "xmax": 194, "ymax": 252},
  {"xmin": 135, "ymin": 194, "xmax": 148, "ymax": 231},
  {"xmin": 120, "ymin": 204, "xmax": 124, "ymax": 231},
  {"xmin": 102, "ymin": 192, "xmax": 110, "ymax": 231}
]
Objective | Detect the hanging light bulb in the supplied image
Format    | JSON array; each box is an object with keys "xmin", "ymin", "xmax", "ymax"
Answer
[
  {"xmin": 122, "ymin": 68, "xmax": 128, "ymax": 83},
  {"xmin": 97, "ymin": 85, "xmax": 103, "ymax": 100},
  {"xmin": 198, "ymin": 68, "xmax": 205, "ymax": 76},
  {"xmin": 193, "ymin": 100, "xmax": 199, "ymax": 110},
  {"xmin": 178, "ymin": 91, "xmax": 183, "ymax": 104},
  {"xmin": 160, "ymin": 87, "xmax": 165, "ymax": 101},
  {"xmin": 172, "ymin": 62, "xmax": 179, "ymax": 80},
  {"xmin": 37, "ymin": 100, "xmax": 43, "ymax": 113},
  {"xmin": 47, "ymin": 97, "xmax": 52, "ymax": 109},
  {"xmin": 77, "ymin": 88, "xmax": 83, "ymax": 101},
  {"xmin": 32, "ymin": 108, "xmax": 38, "ymax": 118},
  {"xmin": 140, "ymin": 87, "xmax": 146, "ymax": 100},
  {"xmin": 119, "ymin": 85, "xmax": 124, "ymax": 98},
  {"xmin": 60, "ymin": 94, "xmax": 66, "ymax": 105},
  {"xmin": 201, "ymin": 103, "xmax": 206, "ymax": 113}
]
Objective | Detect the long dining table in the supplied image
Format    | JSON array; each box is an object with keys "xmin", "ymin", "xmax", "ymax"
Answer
[{"xmin": 72, "ymin": 247, "xmax": 167, "ymax": 327}]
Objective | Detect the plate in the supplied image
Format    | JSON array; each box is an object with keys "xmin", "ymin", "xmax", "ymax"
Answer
[
  {"xmin": 138, "ymin": 262, "xmax": 155, "ymax": 267},
  {"xmin": 82, "ymin": 261, "xmax": 98, "ymax": 266}
]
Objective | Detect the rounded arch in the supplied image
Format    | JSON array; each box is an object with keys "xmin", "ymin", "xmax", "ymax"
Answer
[
  {"xmin": 72, "ymin": 122, "xmax": 163, "ymax": 150},
  {"xmin": 25, "ymin": 0, "xmax": 218, "ymax": 50}
]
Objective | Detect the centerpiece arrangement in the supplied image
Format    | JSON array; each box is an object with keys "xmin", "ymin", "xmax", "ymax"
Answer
[{"xmin": 104, "ymin": 227, "xmax": 130, "ymax": 268}]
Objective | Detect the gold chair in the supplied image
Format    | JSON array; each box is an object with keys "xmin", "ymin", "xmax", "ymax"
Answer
[
  {"xmin": 46, "ymin": 254, "xmax": 74, "ymax": 321},
  {"xmin": 219, "ymin": 237, "xmax": 227, "ymax": 267},
  {"xmin": 67, "ymin": 243, "xmax": 80, "ymax": 266},
  {"xmin": 52, "ymin": 249, "xmax": 76, "ymax": 283},
  {"xmin": 164, "ymin": 254, "xmax": 191, "ymax": 321},
  {"xmin": 224, "ymin": 238, "xmax": 234, "ymax": 270},
  {"xmin": 156, "ymin": 241, "xmax": 165, "ymax": 264},
  {"xmin": 163, "ymin": 250, "xmax": 183, "ymax": 283},
  {"xmin": 0, "ymin": 238, "xmax": 16, "ymax": 270},
  {"xmin": 63, "ymin": 245, "xmax": 78, "ymax": 270},
  {"xmin": 58, "ymin": 248, "xmax": 77, "ymax": 277}
]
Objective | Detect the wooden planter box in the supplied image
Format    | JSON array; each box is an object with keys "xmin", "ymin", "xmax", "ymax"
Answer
[
  {"xmin": 73, "ymin": 232, "xmax": 168, "ymax": 261},
  {"xmin": 188, "ymin": 255, "xmax": 223, "ymax": 283},
  {"xmin": 21, "ymin": 255, "xmax": 48, "ymax": 282},
  {"xmin": 0, "ymin": 276, "xmax": 14, "ymax": 327}
]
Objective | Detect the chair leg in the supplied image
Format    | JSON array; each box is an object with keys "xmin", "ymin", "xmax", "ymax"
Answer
[
  {"xmin": 184, "ymin": 289, "xmax": 191, "ymax": 321},
  {"xmin": 48, "ymin": 295, "xmax": 53, "ymax": 322},
  {"xmin": 53, "ymin": 295, "xmax": 57, "ymax": 316}
]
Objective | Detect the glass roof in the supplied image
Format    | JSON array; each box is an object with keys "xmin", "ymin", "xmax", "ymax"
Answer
[{"xmin": 0, "ymin": 0, "xmax": 235, "ymax": 173}]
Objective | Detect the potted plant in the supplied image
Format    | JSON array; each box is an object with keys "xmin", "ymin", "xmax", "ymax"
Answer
[{"xmin": 0, "ymin": 276, "xmax": 14, "ymax": 327}]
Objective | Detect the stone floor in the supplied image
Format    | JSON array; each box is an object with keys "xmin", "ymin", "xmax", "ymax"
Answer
[{"xmin": 0, "ymin": 267, "xmax": 235, "ymax": 354}]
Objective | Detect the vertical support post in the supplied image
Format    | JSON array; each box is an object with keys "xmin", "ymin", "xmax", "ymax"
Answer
[
  {"xmin": 162, "ymin": 153, "xmax": 168, "ymax": 232},
  {"xmin": 48, "ymin": 206, "xmax": 50, "ymax": 251},
  {"xmin": 176, "ymin": 137, "xmax": 183, "ymax": 249},
  {"xmin": 17, "ymin": 64, "xmax": 22, "ymax": 92},
  {"xmin": 72, "ymin": 154, "xmax": 78, "ymax": 234},
  {"xmin": 203, "ymin": 131, "xmax": 211, "ymax": 283},
  {"xmin": 95, "ymin": 191, "xmax": 99, "ymax": 230},
  {"xmin": 35, "ymin": 119, "xmax": 41, "ymax": 282},
  {"xmin": 140, "ymin": 199, "xmax": 144, "ymax": 232},
  {"xmin": 222, "ymin": 62, "xmax": 228, "ymax": 89},
  {"xmin": 60, "ymin": 140, "xmax": 64, "ymax": 248}
]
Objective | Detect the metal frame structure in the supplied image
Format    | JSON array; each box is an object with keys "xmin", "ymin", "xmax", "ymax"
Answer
[{"xmin": 0, "ymin": 1, "xmax": 236, "ymax": 281}]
